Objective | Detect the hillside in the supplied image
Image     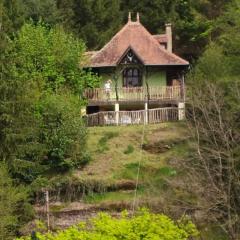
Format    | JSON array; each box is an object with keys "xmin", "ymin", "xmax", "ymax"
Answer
[
  {"xmin": 36, "ymin": 123, "xmax": 191, "ymax": 224},
  {"xmin": 29, "ymin": 123, "xmax": 226, "ymax": 239},
  {"xmin": 78, "ymin": 122, "xmax": 190, "ymax": 204}
]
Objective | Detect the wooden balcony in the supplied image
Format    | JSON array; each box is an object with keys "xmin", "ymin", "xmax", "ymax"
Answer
[
  {"xmin": 86, "ymin": 107, "xmax": 179, "ymax": 127},
  {"xmin": 84, "ymin": 86, "xmax": 184, "ymax": 105}
]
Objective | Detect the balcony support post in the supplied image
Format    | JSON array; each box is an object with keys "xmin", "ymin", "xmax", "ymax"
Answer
[
  {"xmin": 144, "ymin": 102, "xmax": 148, "ymax": 125},
  {"xmin": 178, "ymin": 102, "xmax": 185, "ymax": 120},
  {"xmin": 115, "ymin": 103, "xmax": 119, "ymax": 125}
]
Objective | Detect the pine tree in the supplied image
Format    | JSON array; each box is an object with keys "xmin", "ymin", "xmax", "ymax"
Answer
[{"xmin": 0, "ymin": 164, "xmax": 33, "ymax": 240}]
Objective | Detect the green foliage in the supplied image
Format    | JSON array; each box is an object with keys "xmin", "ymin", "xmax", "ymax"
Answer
[
  {"xmin": 0, "ymin": 164, "xmax": 33, "ymax": 240},
  {"xmin": 0, "ymin": 22, "xmax": 97, "ymax": 183},
  {"xmin": 70, "ymin": 0, "xmax": 123, "ymax": 49},
  {"xmin": 36, "ymin": 93, "xmax": 88, "ymax": 171},
  {"xmin": 11, "ymin": 92, "xmax": 89, "ymax": 179},
  {"xmin": 10, "ymin": 22, "xmax": 99, "ymax": 94},
  {"xmin": 23, "ymin": 0, "xmax": 60, "ymax": 26},
  {"xmin": 190, "ymin": 1, "xmax": 240, "ymax": 82},
  {"xmin": 17, "ymin": 209, "xmax": 199, "ymax": 240}
]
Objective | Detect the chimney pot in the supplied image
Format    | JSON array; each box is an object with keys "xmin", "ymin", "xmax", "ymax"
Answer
[
  {"xmin": 128, "ymin": 12, "xmax": 132, "ymax": 22},
  {"xmin": 165, "ymin": 23, "xmax": 172, "ymax": 53},
  {"xmin": 136, "ymin": 12, "xmax": 140, "ymax": 22}
]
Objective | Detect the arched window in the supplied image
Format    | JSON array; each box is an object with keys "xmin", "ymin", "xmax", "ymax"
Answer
[{"xmin": 123, "ymin": 68, "xmax": 142, "ymax": 87}]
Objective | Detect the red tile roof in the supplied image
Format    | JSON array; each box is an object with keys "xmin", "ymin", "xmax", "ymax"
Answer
[
  {"xmin": 87, "ymin": 21, "xmax": 189, "ymax": 67},
  {"xmin": 153, "ymin": 34, "xmax": 168, "ymax": 43}
]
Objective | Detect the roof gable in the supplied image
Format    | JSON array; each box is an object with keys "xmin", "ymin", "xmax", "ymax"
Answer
[
  {"xmin": 117, "ymin": 46, "xmax": 144, "ymax": 65},
  {"xmin": 88, "ymin": 21, "xmax": 189, "ymax": 67}
]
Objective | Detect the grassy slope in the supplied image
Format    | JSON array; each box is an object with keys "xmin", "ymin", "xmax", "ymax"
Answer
[
  {"xmin": 43, "ymin": 122, "xmax": 227, "ymax": 239},
  {"xmin": 74, "ymin": 122, "xmax": 191, "ymax": 206}
]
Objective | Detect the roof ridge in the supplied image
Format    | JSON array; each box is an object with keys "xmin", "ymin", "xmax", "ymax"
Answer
[
  {"xmin": 138, "ymin": 23, "xmax": 189, "ymax": 65},
  {"xmin": 93, "ymin": 21, "xmax": 135, "ymax": 59},
  {"xmin": 88, "ymin": 19, "xmax": 189, "ymax": 67}
]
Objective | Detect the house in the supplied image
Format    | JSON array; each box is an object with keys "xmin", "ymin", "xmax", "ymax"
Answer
[{"xmin": 84, "ymin": 13, "xmax": 189, "ymax": 126}]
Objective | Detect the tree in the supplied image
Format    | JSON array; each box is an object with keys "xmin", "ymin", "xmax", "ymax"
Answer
[
  {"xmin": 0, "ymin": 22, "xmax": 99, "ymax": 183},
  {"xmin": 10, "ymin": 22, "xmax": 92, "ymax": 93},
  {"xmin": 186, "ymin": 77, "xmax": 240, "ymax": 239},
  {"xmin": 70, "ymin": 0, "xmax": 123, "ymax": 49},
  {"xmin": 182, "ymin": 3, "xmax": 240, "ymax": 236},
  {"xmin": 23, "ymin": 0, "xmax": 60, "ymax": 26},
  {"xmin": 0, "ymin": 164, "xmax": 33, "ymax": 240},
  {"xmin": 36, "ymin": 92, "xmax": 89, "ymax": 172}
]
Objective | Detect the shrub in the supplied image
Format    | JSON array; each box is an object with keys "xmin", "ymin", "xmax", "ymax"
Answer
[
  {"xmin": 36, "ymin": 93, "xmax": 88, "ymax": 172},
  {"xmin": 16, "ymin": 209, "xmax": 199, "ymax": 240}
]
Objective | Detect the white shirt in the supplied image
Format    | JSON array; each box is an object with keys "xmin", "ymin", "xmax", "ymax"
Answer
[{"xmin": 105, "ymin": 82, "xmax": 111, "ymax": 90}]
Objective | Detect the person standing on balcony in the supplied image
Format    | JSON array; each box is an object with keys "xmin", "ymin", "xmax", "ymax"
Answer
[{"xmin": 104, "ymin": 79, "xmax": 112, "ymax": 100}]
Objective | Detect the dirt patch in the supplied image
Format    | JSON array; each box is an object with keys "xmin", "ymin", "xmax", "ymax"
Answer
[
  {"xmin": 143, "ymin": 142, "xmax": 171, "ymax": 154},
  {"xmin": 114, "ymin": 180, "xmax": 136, "ymax": 190},
  {"xmin": 142, "ymin": 139, "xmax": 186, "ymax": 154}
]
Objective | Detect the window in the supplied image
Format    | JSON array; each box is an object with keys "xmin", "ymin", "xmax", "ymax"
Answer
[{"xmin": 123, "ymin": 68, "xmax": 142, "ymax": 87}]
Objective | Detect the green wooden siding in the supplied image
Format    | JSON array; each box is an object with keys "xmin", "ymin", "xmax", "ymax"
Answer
[
  {"xmin": 98, "ymin": 67, "xmax": 166, "ymax": 88},
  {"xmin": 147, "ymin": 70, "xmax": 166, "ymax": 87}
]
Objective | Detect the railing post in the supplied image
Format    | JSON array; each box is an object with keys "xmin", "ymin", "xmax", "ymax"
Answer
[
  {"xmin": 144, "ymin": 102, "xmax": 148, "ymax": 125},
  {"xmin": 178, "ymin": 102, "xmax": 185, "ymax": 120},
  {"xmin": 115, "ymin": 103, "xmax": 119, "ymax": 125}
]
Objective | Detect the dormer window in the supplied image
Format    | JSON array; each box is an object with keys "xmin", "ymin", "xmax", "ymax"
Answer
[{"xmin": 123, "ymin": 68, "xmax": 142, "ymax": 87}]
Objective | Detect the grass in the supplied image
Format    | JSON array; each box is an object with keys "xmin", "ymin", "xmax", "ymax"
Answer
[
  {"xmin": 83, "ymin": 191, "xmax": 137, "ymax": 204},
  {"xmin": 73, "ymin": 122, "xmax": 191, "ymax": 204},
  {"xmin": 50, "ymin": 203, "xmax": 68, "ymax": 213},
  {"xmin": 123, "ymin": 144, "xmax": 134, "ymax": 154},
  {"xmin": 97, "ymin": 131, "xmax": 119, "ymax": 153},
  {"xmin": 47, "ymin": 122, "xmax": 225, "ymax": 238}
]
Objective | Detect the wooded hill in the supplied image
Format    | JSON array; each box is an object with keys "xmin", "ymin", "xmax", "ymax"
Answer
[{"xmin": 0, "ymin": 0, "xmax": 240, "ymax": 239}]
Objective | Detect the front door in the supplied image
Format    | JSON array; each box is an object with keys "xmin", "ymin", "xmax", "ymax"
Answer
[{"xmin": 123, "ymin": 68, "xmax": 142, "ymax": 87}]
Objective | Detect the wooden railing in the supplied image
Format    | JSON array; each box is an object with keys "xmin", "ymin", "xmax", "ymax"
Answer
[
  {"xmin": 84, "ymin": 86, "xmax": 184, "ymax": 103},
  {"xmin": 86, "ymin": 107, "xmax": 179, "ymax": 127}
]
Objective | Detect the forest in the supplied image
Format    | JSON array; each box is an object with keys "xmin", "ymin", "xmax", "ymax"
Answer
[{"xmin": 0, "ymin": 0, "xmax": 240, "ymax": 239}]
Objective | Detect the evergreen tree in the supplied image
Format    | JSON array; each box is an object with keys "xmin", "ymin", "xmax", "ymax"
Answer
[
  {"xmin": 23, "ymin": 0, "xmax": 60, "ymax": 26},
  {"xmin": 71, "ymin": 0, "xmax": 122, "ymax": 49},
  {"xmin": 0, "ymin": 164, "xmax": 33, "ymax": 240}
]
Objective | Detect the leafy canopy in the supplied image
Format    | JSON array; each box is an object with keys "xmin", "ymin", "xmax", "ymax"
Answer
[{"xmin": 10, "ymin": 22, "xmax": 99, "ymax": 94}]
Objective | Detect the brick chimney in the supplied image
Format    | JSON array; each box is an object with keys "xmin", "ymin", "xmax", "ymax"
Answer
[{"xmin": 165, "ymin": 23, "xmax": 172, "ymax": 53}]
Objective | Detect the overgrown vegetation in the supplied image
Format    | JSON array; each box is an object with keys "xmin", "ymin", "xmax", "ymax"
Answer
[
  {"xmin": 0, "ymin": 164, "xmax": 33, "ymax": 239},
  {"xmin": 0, "ymin": 10, "xmax": 99, "ymax": 239},
  {"xmin": 0, "ymin": 0, "xmax": 240, "ymax": 239},
  {"xmin": 184, "ymin": 1, "xmax": 240, "ymax": 238},
  {"xmin": 17, "ymin": 209, "xmax": 199, "ymax": 240}
]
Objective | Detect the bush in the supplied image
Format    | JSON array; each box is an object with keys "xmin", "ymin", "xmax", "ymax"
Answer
[
  {"xmin": 36, "ymin": 93, "xmax": 88, "ymax": 172},
  {"xmin": 17, "ymin": 209, "xmax": 199, "ymax": 240}
]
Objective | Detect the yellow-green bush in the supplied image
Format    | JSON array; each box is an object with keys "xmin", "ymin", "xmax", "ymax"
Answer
[{"xmin": 17, "ymin": 209, "xmax": 199, "ymax": 240}]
